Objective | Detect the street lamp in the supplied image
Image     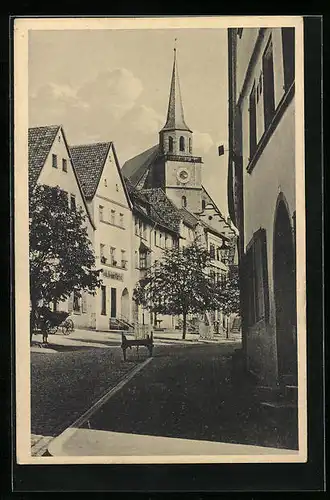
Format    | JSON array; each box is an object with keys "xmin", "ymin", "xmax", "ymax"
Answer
[{"xmin": 219, "ymin": 239, "xmax": 230, "ymax": 266}]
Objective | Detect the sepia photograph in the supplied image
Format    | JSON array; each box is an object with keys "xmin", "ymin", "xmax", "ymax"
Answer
[{"xmin": 14, "ymin": 16, "xmax": 306, "ymax": 465}]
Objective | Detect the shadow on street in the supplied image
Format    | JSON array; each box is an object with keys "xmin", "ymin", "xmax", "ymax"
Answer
[{"xmin": 81, "ymin": 344, "xmax": 298, "ymax": 450}]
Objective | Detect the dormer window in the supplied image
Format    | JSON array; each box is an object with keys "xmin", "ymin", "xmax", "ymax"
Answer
[
  {"xmin": 179, "ymin": 136, "xmax": 185, "ymax": 152},
  {"xmin": 169, "ymin": 136, "xmax": 174, "ymax": 152}
]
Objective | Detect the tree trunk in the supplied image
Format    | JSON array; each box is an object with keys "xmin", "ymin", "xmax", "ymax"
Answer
[
  {"xmin": 30, "ymin": 296, "xmax": 37, "ymax": 344},
  {"xmin": 182, "ymin": 312, "xmax": 187, "ymax": 340}
]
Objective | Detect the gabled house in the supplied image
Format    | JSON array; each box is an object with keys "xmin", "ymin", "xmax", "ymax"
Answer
[
  {"xmin": 28, "ymin": 125, "xmax": 96, "ymax": 328},
  {"xmin": 69, "ymin": 141, "xmax": 134, "ymax": 331}
]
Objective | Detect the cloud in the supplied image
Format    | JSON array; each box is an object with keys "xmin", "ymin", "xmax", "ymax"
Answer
[
  {"xmin": 124, "ymin": 105, "xmax": 163, "ymax": 135},
  {"xmin": 29, "ymin": 67, "xmax": 144, "ymax": 128},
  {"xmin": 77, "ymin": 68, "xmax": 143, "ymax": 120},
  {"xmin": 193, "ymin": 131, "xmax": 214, "ymax": 153}
]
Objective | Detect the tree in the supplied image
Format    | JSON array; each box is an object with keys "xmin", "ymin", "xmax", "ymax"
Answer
[
  {"xmin": 133, "ymin": 242, "xmax": 220, "ymax": 339},
  {"xmin": 217, "ymin": 265, "xmax": 240, "ymax": 316},
  {"xmin": 29, "ymin": 184, "xmax": 101, "ymax": 342}
]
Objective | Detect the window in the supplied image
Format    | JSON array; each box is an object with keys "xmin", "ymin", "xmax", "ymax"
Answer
[
  {"xmin": 100, "ymin": 244, "xmax": 106, "ymax": 263},
  {"xmin": 70, "ymin": 194, "xmax": 76, "ymax": 211},
  {"xmin": 249, "ymin": 83, "xmax": 257, "ymax": 159},
  {"xmin": 62, "ymin": 158, "xmax": 67, "ymax": 172},
  {"xmin": 182, "ymin": 196, "xmax": 187, "ymax": 208},
  {"xmin": 210, "ymin": 243, "xmax": 215, "ymax": 259},
  {"xmin": 216, "ymin": 247, "xmax": 221, "ymax": 261},
  {"xmin": 154, "ymin": 230, "xmax": 157, "ymax": 246},
  {"xmin": 73, "ymin": 291, "xmax": 80, "ymax": 313},
  {"xmin": 282, "ymin": 28, "xmax": 295, "ymax": 91},
  {"xmin": 139, "ymin": 251, "xmax": 147, "ymax": 269},
  {"xmin": 52, "ymin": 154, "xmax": 57, "ymax": 168},
  {"xmin": 104, "ymin": 178, "xmax": 107, "ymax": 187},
  {"xmin": 110, "ymin": 247, "xmax": 116, "ymax": 266},
  {"xmin": 63, "ymin": 191, "xmax": 69, "ymax": 205},
  {"xmin": 179, "ymin": 136, "xmax": 185, "ymax": 152},
  {"xmin": 169, "ymin": 136, "xmax": 174, "ymax": 152},
  {"xmin": 189, "ymin": 137, "xmax": 192, "ymax": 153},
  {"xmin": 262, "ymin": 37, "xmax": 275, "ymax": 129},
  {"xmin": 202, "ymin": 199, "xmax": 206, "ymax": 210},
  {"xmin": 119, "ymin": 213, "xmax": 124, "ymax": 227},
  {"xmin": 159, "ymin": 233, "xmax": 163, "ymax": 248},
  {"xmin": 110, "ymin": 209, "xmax": 115, "ymax": 225},
  {"xmin": 245, "ymin": 228, "xmax": 269, "ymax": 326},
  {"xmin": 121, "ymin": 250, "xmax": 127, "ymax": 269},
  {"xmin": 99, "ymin": 205, "xmax": 104, "ymax": 221},
  {"xmin": 101, "ymin": 286, "xmax": 106, "ymax": 315},
  {"xmin": 165, "ymin": 235, "xmax": 168, "ymax": 248},
  {"xmin": 143, "ymin": 223, "xmax": 147, "ymax": 240}
]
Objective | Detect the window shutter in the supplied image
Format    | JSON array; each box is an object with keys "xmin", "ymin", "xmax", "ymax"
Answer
[{"xmin": 68, "ymin": 293, "xmax": 73, "ymax": 313}]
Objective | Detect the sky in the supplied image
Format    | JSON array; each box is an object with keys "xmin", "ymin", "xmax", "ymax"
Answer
[{"xmin": 29, "ymin": 28, "xmax": 229, "ymax": 214}]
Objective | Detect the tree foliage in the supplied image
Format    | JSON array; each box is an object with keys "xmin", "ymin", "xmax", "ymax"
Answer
[
  {"xmin": 29, "ymin": 184, "xmax": 101, "ymax": 336},
  {"xmin": 217, "ymin": 264, "xmax": 240, "ymax": 316},
  {"xmin": 133, "ymin": 243, "xmax": 221, "ymax": 338}
]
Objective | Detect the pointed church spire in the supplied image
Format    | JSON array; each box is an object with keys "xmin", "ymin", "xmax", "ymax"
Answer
[{"xmin": 161, "ymin": 44, "xmax": 192, "ymax": 132}]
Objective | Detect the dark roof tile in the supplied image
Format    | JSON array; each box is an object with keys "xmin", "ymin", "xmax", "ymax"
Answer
[
  {"xmin": 69, "ymin": 142, "xmax": 111, "ymax": 199},
  {"xmin": 28, "ymin": 125, "xmax": 60, "ymax": 188}
]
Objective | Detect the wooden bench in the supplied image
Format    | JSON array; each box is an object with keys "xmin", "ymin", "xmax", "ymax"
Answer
[{"xmin": 121, "ymin": 332, "xmax": 154, "ymax": 361}]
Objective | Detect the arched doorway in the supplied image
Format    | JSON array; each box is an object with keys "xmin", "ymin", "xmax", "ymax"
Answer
[
  {"xmin": 121, "ymin": 288, "xmax": 130, "ymax": 321},
  {"xmin": 273, "ymin": 197, "xmax": 297, "ymax": 385}
]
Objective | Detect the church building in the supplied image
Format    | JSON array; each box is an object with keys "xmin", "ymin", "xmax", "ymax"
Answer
[{"xmin": 122, "ymin": 47, "xmax": 238, "ymax": 333}]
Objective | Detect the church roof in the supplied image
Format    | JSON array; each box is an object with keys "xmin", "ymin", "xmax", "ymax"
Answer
[
  {"xmin": 28, "ymin": 125, "xmax": 60, "ymax": 188},
  {"xmin": 161, "ymin": 48, "xmax": 192, "ymax": 133},
  {"xmin": 69, "ymin": 142, "xmax": 111, "ymax": 199},
  {"xmin": 178, "ymin": 207, "xmax": 200, "ymax": 229},
  {"xmin": 121, "ymin": 144, "xmax": 160, "ymax": 187}
]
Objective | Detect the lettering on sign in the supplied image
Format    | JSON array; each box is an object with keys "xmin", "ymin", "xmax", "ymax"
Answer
[{"xmin": 102, "ymin": 269, "xmax": 124, "ymax": 281}]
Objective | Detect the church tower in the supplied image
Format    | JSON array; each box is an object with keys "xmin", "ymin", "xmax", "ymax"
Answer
[{"xmin": 158, "ymin": 46, "xmax": 203, "ymax": 214}]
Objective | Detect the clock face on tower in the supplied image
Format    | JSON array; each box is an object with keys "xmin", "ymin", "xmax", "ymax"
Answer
[{"xmin": 177, "ymin": 167, "xmax": 190, "ymax": 184}]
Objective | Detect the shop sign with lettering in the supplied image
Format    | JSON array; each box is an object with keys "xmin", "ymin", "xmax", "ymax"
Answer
[{"xmin": 102, "ymin": 269, "xmax": 124, "ymax": 281}]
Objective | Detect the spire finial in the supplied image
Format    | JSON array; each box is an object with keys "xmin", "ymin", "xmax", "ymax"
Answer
[{"xmin": 160, "ymin": 41, "xmax": 191, "ymax": 133}]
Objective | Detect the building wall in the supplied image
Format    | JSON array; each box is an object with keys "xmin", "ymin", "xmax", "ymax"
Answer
[
  {"xmin": 91, "ymin": 145, "xmax": 134, "ymax": 331},
  {"xmin": 235, "ymin": 27, "xmax": 296, "ymax": 385},
  {"xmin": 132, "ymin": 212, "xmax": 180, "ymax": 329},
  {"xmin": 37, "ymin": 127, "xmax": 96, "ymax": 329}
]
